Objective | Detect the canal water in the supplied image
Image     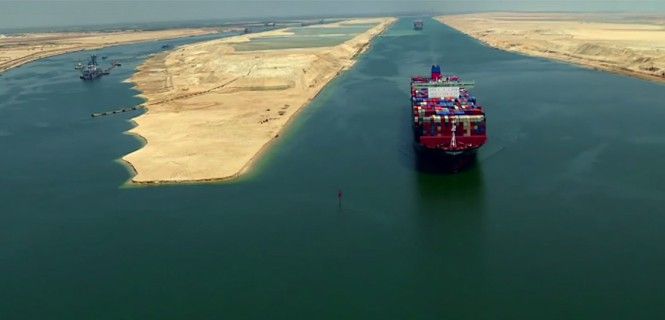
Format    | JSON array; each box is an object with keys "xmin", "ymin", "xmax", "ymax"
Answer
[{"xmin": 1, "ymin": 19, "xmax": 664, "ymax": 319}]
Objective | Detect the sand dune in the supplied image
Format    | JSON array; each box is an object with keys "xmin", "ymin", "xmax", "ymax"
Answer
[
  {"xmin": 0, "ymin": 28, "xmax": 221, "ymax": 74},
  {"xmin": 437, "ymin": 13, "xmax": 665, "ymax": 82},
  {"xmin": 123, "ymin": 17, "xmax": 396, "ymax": 184}
]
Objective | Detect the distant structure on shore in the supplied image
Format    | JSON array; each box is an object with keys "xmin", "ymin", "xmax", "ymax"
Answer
[{"xmin": 414, "ymin": 20, "xmax": 424, "ymax": 30}]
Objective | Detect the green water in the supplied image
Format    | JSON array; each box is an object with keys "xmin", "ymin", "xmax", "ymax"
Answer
[
  {"xmin": 1, "ymin": 19, "xmax": 665, "ymax": 319},
  {"xmin": 233, "ymin": 24, "xmax": 375, "ymax": 51},
  {"xmin": 292, "ymin": 24, "xmax": 376, "ymax": 36}
]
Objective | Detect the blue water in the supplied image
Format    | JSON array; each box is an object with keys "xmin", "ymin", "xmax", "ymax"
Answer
[{"xmin": 1, "ymin": 19, "xmax": 665, "ymax": 319}]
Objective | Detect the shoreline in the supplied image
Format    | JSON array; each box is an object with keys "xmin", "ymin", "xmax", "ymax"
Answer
[
  {"xmin": 0, "ymin": 28, "xmax": 221, "ymax": 74},
  {"xmin": 121, "ymin": 67, "xmax": 343, "ymax": 187},
  {"xmin": 436, "ymin": 13, "xmax": 665, "ymax": 85},
  {"xmin": 123, "ymin": 17, "xmax": 397, "ymax": 185}
]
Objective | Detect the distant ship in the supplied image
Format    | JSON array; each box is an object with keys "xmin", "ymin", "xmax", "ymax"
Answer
[
  {"xmin": 79, "ymin": 55, "xmax": 106, "ymax": 80},
  {"xmin": 414, "ymin": 20, "xmax": 424, "ymax": 31},
  {"xmin": 411, "ymin": 65, "xmax": 487, "ymax": 157}
]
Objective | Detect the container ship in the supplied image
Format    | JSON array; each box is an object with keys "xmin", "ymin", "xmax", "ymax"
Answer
[{"xmin": 411, "ymin": 65, "xmax": 487, "ymax": 158}]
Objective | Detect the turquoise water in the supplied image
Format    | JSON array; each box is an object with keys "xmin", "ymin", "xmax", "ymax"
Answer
[
  {"xmin": 292, "ymin": 24, "xmax": 375, "ymax": 36},
  {"xmin": 1, "ymin": 19, "xmax": 665, "ymax": 319},
  {"xmin": 234, "ymin": 24, "xmax": 375, "ymax": 51}
]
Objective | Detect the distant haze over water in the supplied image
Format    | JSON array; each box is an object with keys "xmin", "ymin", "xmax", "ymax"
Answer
[{"xmin": 1, "ymin": 0, "xmax": 665, "ymax": 30}]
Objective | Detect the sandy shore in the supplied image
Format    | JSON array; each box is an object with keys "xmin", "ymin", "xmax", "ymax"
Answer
[
  {"xmin": 437, "ymin": 13, "xmax": 665, "ymax": 82},
  {"xmin": 0, "ymin": 28, "xmax": 220, "ymax": 74},
  {"xmin": 123, "ymin": 17, "xmax": 396, "ymax": 184}
]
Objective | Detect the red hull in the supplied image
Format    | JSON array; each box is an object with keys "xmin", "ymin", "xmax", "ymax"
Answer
[{"xmin": 418, "ymin": 135, "xmax": 487, "ymax": 154}]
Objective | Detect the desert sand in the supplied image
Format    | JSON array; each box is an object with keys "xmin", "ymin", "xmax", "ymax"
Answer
[
  {"xmin": 123, "ymin": 17, "xmax": 396, "ymax": 184},
  {"xmin": 0, "ymin": 28, "xmax": 220, "ymax": 73},
  {"xmin": 437, "ymin": 13, "xmax": 665, "ymax": 82}
]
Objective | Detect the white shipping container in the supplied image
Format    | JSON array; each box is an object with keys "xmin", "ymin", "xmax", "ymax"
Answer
[{"xmin": 428, "ymin": 86, "xmax": 460, "ymax": 98}]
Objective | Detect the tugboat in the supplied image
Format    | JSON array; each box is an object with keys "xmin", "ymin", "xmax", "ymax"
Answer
[{"xmin": 414, "ymin": 20, "xmax": 424, "ymax": 31}]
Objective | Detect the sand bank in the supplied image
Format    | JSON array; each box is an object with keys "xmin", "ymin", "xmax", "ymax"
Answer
[
  {"xmin": 123, "ymin": 17, "xmax": 396, "ymax": 184},
  {"xmin": 0, "ymin": 28, "xmax": 220, "ymax": 73},
  {"xmin": 437, "ymin": 13, "xmax": 665, "ymax": 82}
]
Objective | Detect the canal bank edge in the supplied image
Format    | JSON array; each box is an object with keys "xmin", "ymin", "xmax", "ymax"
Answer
[{"xmin": 122, "ymin": 17, "xmax": 397, "ymax": 185}]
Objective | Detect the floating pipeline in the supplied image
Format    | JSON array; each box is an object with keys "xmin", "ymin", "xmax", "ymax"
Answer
[{"xmin": 410, "ymin": 65, "xmax": 487, "ymax": 157}]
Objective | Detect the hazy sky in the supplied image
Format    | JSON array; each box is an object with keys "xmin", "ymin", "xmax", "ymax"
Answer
[{"xmin": 1, "ymin": 1, "xmax": 664, "ymax": 29}]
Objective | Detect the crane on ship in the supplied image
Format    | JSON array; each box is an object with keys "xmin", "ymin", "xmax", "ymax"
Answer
[{"xmin": 77, "ymin": 54, "xmax": 121, "ymax": 81}]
